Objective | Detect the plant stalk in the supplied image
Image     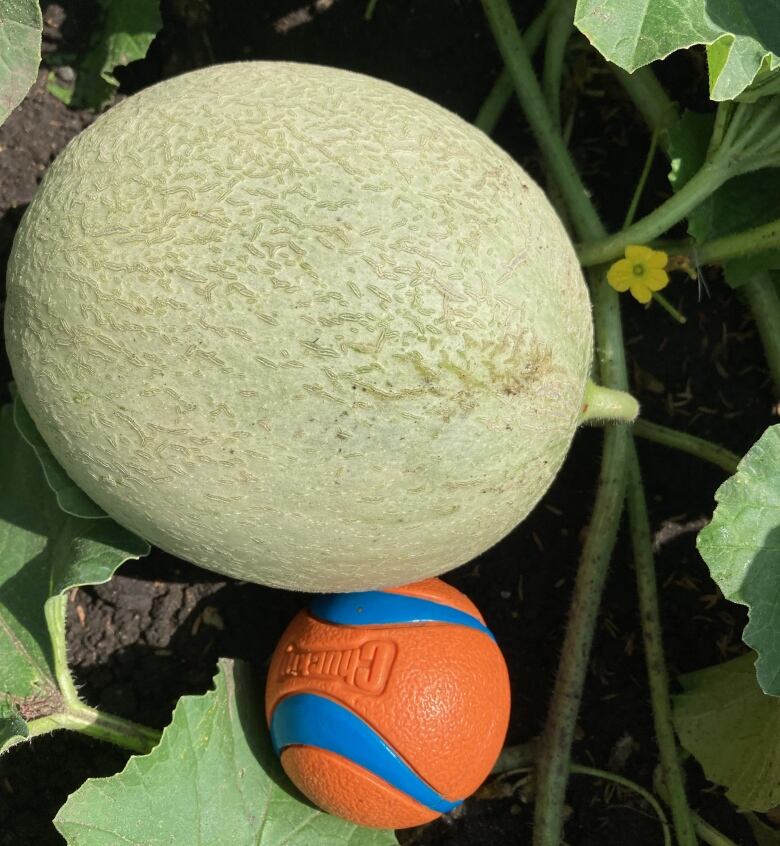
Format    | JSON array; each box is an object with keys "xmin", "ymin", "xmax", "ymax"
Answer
[
  {"xmin": 694, "ymin": 217, "xmax": 780, "ymax": 265},
  {"xmin": 627, "ymin": 444, "xmax": 697, "ymax": 846},
  {"xmin": 742, "ymin": 271, "xmax": 780, "ymax": 398},
  {"xmin": 474, "ymin": 5, "xmax": 554, "ymax": 135},
  {"xmin": 481, "ymin": 0, "xmax": 602, "ymax": 241},
  {"xmin": 578, "ymin": 157, "xmax": 730, "ymax": 266},
  {"xmin": 693, "ymin": 815, "xmax": 741, "ymax": 846},
  {"xmin": 42, "ymin": 592, "xmax": 161, "ymax": 754},
  {"xmin": 652, "ymin": 292, "xmax": 687, "ymax": 324},
  {"xmin": 494, "ymin": 762, "xmax": 672, "ymax": 846},
  {"xmin": 491, "ymin": 740, "xmax": 537, "ymax": 772},
  {"xmin": 633, "ymin": 419, "xmax": 740, "ymax": 474},
  {"xmin": 480, "ymin": 4, "xmax": 635, "ymax": 844},
  {"xmin": 45, "ymin": 594, "xmax": 82, "ymax": 706},
  {"xmin": 542, "ymin": 0, "xmax": 575, "ymax": 131},
  {"xmin": 612, "ymin": 62, "xmax": 780, "ymax": 400},
  {"xmin": 26, "ymin": 705, "xmax": 160, "ymax": 755},
  {"xmin": 707, "ymin": 101, "xmax": 736, "ymax": 158},
  {"xmin": 611, "ymin": 66, "xmax": 677, "ymax": 143},
  {"xmin": 533, "ymin": 425, "xmax": 629, "ymax": 846}
]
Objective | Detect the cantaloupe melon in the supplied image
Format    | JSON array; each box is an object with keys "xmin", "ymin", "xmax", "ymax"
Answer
[{"xmin": 4, "ymin": 62, "xmax": 635, "ymax": 591}]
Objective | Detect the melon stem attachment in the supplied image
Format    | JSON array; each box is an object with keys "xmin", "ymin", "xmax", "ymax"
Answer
[{"xmin": 578, "ymin": 380, "xmax": 638, "ymax": 424}]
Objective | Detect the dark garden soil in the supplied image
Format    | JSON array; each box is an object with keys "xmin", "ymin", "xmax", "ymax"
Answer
[{"xmin": 0, "ymin": 2, "xmax": 777, "ymax": 845}]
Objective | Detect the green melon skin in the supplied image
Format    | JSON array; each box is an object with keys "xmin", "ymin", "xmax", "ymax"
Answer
[{"xmin": 5, "ymin": 62, "xmax": 594, "ymax": 592}]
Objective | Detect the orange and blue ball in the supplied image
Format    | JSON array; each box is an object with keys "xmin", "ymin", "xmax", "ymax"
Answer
[{"xmin": 265, "ymin": 578, "xmax": 511, "ymax": 829}]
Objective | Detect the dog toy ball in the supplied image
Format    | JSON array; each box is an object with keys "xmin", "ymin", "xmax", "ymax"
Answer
[{"xmin": 265, "ymin": 578, "xmax": 510, "ymax": 828}]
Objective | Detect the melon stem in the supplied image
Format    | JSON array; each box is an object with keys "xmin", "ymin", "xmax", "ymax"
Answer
[{"xmin": 578, "ymin": 379, "xmax": 639, "ymax": 424}]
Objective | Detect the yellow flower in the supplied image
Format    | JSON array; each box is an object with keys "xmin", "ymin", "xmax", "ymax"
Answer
[{"xmin": 607, "ymin": 245, "xmax": 669, "ymax": 304}]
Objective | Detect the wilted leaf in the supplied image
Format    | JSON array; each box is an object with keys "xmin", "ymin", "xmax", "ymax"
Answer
[
  {"xmin": 0, "ymin": 0, "xmax": 42, "ymax": 123},
  {"xmin": 55, "ymin": 659, "xmax": 398, "ymax": 846},
  {"xmin": 575, "ymin": 0, "xmax": 780, "ymax": 101},
  {"xmin": 673, "ymin": 652, "xmax": 780, "ymax": 810},
  {"xmin": 697, "ymin": 426, "xmax": 780, "ymax": 695}
]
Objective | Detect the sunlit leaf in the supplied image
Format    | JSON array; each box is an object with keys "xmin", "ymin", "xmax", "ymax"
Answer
[
  {"xmin": 673, "ymin": 652, "xmax": 780, "ymax": 810},
  {"xmin": 0, "ymin": 404, "xmax": 148, "ymax": 753},
  {"xmin": 55, "ymin": 659, "xmax": 399, "ymax": 846},
  {"xmin": 0, "ymin": 0, "xmax": 42, "ymax": 123},
  {"xmin": 697, "ymin": 426, "xmax": 780, "ymax": 695},
  {"xmin": 575, "ymin": 0, "xmax": 780, "ymax": 101}
]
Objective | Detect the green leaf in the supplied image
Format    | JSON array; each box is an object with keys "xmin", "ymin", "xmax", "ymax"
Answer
[
  {"xmin": 46, "ymin": 70, "xmax": 74, "ymax": 106},
  {"xmin": 0, "ymin": 403, "xmax": 149, "ymax": 752},
  {"xmin": 668, "ymin": 110, "xmax": 714, "ymax": 192},
  {"xmin": 697, "ymin": 426, "xmax": 780, "ymax": 695},
  {"xmin": 667, "ymin": 111, "xmax": 780, "ymax": 286},
  {"xmin": 71, "ymin": 0, "xmax": 161, "ymax": 109},
  {"xmin": 672, "ymin": 652, "xmax": 780, "ymax": 811},
  {"xmin": 574, "ymin": 0, "xmax": 780, "ymax": 101},
  {"xmin": 0, "ymin": 700, "xmax": 28, "ymax": 749},
  {"xmin": 692, "ymin": 170, "xmax": 780, "ymax": 287},
  {"xmin": 14, "ymin": 397, "xmax": 107, "ymax": 519},
  {"xmin": 55, "ymin": 659, "xmax": 399, "ymax": 846},
  {"xmin": 0, "ymin": 0, "xmax": 42, "ymax": 124}
]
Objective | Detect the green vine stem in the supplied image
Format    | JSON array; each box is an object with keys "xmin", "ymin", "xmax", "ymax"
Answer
[
  {"xmin": 494, "ymin": 763, "xmax": 671, "ymax": 846},
  {"xmin": 364, "ymin": 0, "xmax": 379, "ymax": 21},
  {"xmin": 491, "ymin": 740, "xmax": 537, "ymax": 772},
  {"xmin": 707, "ymin": 101, "xmax": 736, "ymax": 158},
  {"xmin": 542, "ymin": 0, "xmax": 574, "ymax": 130},
  {"xmin": 742, "ymin": 271, "xmax": 780, "ymax": 398},
  {"xmin": 45, "ymin": 593, "xmax": 89, "ymax": 706},
  {"xmin": 623, "ymin": 131, "xmax": 659, "ymax": 229},
  {"xmin": 475, "ymin": 69, "xmax": 513, "ymax": 135},
  {"xmin": 26, "ymin": 704, "xmax": 160, "ymax": 755},
  {"xmin": 626, "ymin": 443, "xmax": 697, "ymax": 846},
  {"xmin": 655, "ymin": 773, "xmax": 740, "ymax": 846},
  {"xmin": 611, "ymin": 66, "xmax": 677, "ymax": 142},
  {"xmin": 43, "ymin": 592, "xmax": 161, "ymax": 754},
  {"xmin": 480, "ymin": 0, "xmax": 602, "ymax": 242},
  {"xmin": 478, "ymin": 5, "xmax": 694, "ymax": 845},
  {"xmin": 633, "ymin": 419, "xmax": 740, "ymax": 474},
  {"xmin": 692, "ymin": 815, "xmax": 741, "ymax": 846},
  {"xmin": 577, "ymin": 157, "xmax": 730, "ymax": 266},
  {"xmin": 611, "ymin": 62, "xmax": 780, "ymax": 399},
  {"xmin": 579, "ymin": 98, "xmax": 780, "ymax": 267},
  {"xmin": 474, "ymin": 6, "xmax": 553, "ymax": 135},
  {"xmin": 693, "ymin": 218, "xmax": 780, "ymax": 265}
]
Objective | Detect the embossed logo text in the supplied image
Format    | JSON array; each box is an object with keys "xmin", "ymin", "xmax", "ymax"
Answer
[{"xmin": 280, "ymin": 640, "xmax": 397, "ymax": 695}]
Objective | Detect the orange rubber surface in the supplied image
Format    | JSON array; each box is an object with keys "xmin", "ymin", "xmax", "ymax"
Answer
[
  {"xmin": 266, "ymin": 578, "xmax": 510, "ymax": 825},
  {"xmin": 282, "ymin": 746, "xmax": 440, "ymax": 829}
]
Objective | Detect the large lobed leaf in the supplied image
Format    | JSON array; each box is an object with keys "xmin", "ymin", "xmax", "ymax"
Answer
[
  {"xmin": 0, "ymin": 0, "xmax": 42, "ymax": 123},
  {"xmin": 55, "ymin": 659, "xmax": 399, "ymax": 846},
  {"xmin": 575, "ymin": 0, "xmax": 780, "ymax": 101},
  {"xmin": 697, "ymin": 425, "xmax": 780, "ymax": 695},
  {"xmin": 0, "ymin": 403, "xmax": 148, "ymax": 752},
  {"xmin": 673, "ymin": 652, "xmax": 780, "ymax": 810}
]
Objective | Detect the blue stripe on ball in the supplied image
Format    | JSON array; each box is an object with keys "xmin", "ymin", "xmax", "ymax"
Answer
[
  {"xmin": 308, "ymin": 591, "xmax": 496, "ymax": 642},
  {"xmin": 270, "ymin": 692, "xmax": 462, "ymax": 814}
]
